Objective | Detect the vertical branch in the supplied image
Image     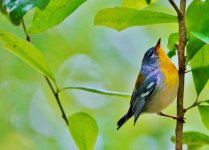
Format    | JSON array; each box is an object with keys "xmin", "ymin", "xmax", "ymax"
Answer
[
  {"xmin": 21, "ymin": 19, "xmax": 69, "ymax": 126},
  {"xmin": 175, "ymin": 0, "xmax": 187, "ymax": 149},
  {"xmin": 168, "ymin": 0, "xmax": 187, "ymax": 150}
]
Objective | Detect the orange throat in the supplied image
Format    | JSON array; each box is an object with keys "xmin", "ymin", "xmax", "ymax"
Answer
[{"xmin": 157, "ymin": 47, "xmax": 179, "ymax": 87}]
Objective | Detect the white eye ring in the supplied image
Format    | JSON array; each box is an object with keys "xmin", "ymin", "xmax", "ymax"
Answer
[
  {"xmin": 150, "ymin": 53, "xmax": 155, "ymax": 58},
  {"xmin": 148, "ymin": 51, "xmax": 154, "ymax": 58}
]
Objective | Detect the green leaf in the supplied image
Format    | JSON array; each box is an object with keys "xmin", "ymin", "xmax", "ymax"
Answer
[
  {"xmin": 186, "ymin": 0, "xmax": 209, "ymax": 34},
  {"xmin": 28, "ymin": 0, "xmax": 86, "ymax": 34},
  {"xmin": 122, "ymin": 0, "xmax": 157, "ymax": 9},
  {"xmin": 192, "ymin": 31, "xmax": 209, "ymax": 44},
  {"xmin": 167, "ymin": 32, "xmax": 178, "ymax": 58},
  {"xmin": 186, "ymin": 0, "xmax": 209, "ymax": 61},
  {"xmin": 199, "ymin": 105, "xmax": 209, "ymax": 130},
  {"xmin": 171, "ymin": 131, "xmax": 209, "ymax": 150},
  {"xmin": 186, "ymin": 31, "xmax": 209, "ymax": 63},
  {"xmin": 0, "ymin": 29, "xmax": 55, "ymax": 81},
  {"xmin": 188, "ymin": 145, "xmax": 202, "ymax": 150},
  {"xmin": 191, "ymin": 44, "xmax": 209, "ymax": 95},
  {"xmin": 186, "ymin": 35, "xmax": 205, "ymax": 63},
  {"xmin": 0, "ymin": 0, "xmax": 49, "ymax": 25},
  {"xmin": 146, "ymin": 0, "xmax": 151, "ymax": 4},
  {"xmin": 68, "ymin": 112, "xmax": 98, "ymax": 150},
  {"xmin": 191, "ymin": 67, "xmax": 209, "ymax": 96},
  {"xmin": 171, "ymin": 131, "xmax": 209, "ymax": 145},
  {"xmin": 94, "ymin": 7, "xmax": 177, "ymax": 31}
]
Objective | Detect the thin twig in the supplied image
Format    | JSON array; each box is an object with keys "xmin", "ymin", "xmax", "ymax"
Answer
[
  {"xmin": 197, "ymin": 100, "xmax": 209, "ymax": 105},
  {"xmin": 185, "ymin": 96, "xmax": 200, "ymax": 112},
  {"xmin": 174, "ymin": 44, "xmax": 178, "ymax": 49},
  {"xmin": 45, "ymin": 77, "xmax": 69, "ymax": 125},
  {"xmin": 59, "ymin": 86, "xmax": 131, "ymax": 98},
  {"xmin": 157, "ymin": 112, "xmax": 185, "ymax": 123},
  {"xmin": 185, "ymin": 69, "xmax": 192, "ymax": 73},
  {"xmin": 21, "ymin": 19, "xmax": 69, "ymax": 126},
  {"xmin": 168, "ymin": 0, "xmax": 182, "ymax": 16}
]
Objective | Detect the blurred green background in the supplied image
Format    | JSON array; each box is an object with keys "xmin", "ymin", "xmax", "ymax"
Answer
[{"xmin": 1, "ymin": 0, "xmax": 209, "ymax": 149}]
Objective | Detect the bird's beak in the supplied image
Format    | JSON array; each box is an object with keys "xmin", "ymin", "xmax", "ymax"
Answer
[{"xmin": 155, "ymin": 38, "xmax": 161, "ymax": 51}]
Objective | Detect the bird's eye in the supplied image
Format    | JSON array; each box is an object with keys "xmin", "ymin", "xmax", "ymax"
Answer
[{"xmin": 148, "ymin": 51, "xmax": 154, "ymax": 58}]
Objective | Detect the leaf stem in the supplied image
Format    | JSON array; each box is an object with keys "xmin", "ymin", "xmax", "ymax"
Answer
[
  {"xmin": 169, "ymin": 0, "xmax": 187, "ymax": 150},
  {"xmin": 185, "ymin": 69, "xmax": 192, "ymax": 73},
  {"xmin": 21, "ymin": 19, "xmax": 69, "ymax": 126},
  {"xmin": 59, "ymin": 86, "xmax": 131, "ymax": 98},
  {"xmin": 184, "ymin": 96, "xmax": 206, "ymax": 112},
  {"xmin": 21, "ymin": 20, "xmax": 31, "ymax": 42}
]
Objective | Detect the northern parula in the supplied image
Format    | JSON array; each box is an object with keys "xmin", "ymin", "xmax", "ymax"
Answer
[{"xmin": 117, "ymin": 39, "xmax": 179, "ymax": 129}]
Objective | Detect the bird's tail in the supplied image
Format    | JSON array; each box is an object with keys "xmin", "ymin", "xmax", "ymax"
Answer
[{"xmin": 117, "ymin": 108, "xmax": 133, "ymax": 130}]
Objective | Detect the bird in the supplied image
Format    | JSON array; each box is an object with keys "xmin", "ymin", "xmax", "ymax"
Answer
[{"xmin": 117, "ymin": 39, "xmax": 179, "ymax": 130}]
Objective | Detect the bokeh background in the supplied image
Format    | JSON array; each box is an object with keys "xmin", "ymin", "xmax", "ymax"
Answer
[{"xmin": 0, "ymin": 0, "xmax": 209, "ymax": 149}]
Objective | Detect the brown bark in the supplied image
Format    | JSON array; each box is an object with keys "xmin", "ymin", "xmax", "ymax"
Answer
[{"xmin": 168, "ymin": 0, "xmax": 187, "ymax": 149}]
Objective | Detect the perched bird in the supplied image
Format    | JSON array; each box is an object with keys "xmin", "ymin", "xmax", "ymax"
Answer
[{"xmin": 117, "ymin": 39, "xmax": 179, "ymax": 130}]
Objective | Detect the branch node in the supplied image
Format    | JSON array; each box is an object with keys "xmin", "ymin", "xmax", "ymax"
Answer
[
  {"xmin": 177, "ymin": 12, "xmax": 184, "ymax": 20},
  {"xmin": 174, "ymin": 44, "xmax": 179, "ymax": 49},
  {"xmin": 168, "ymin": 0, "xmax": 181, "ymax": 16}
]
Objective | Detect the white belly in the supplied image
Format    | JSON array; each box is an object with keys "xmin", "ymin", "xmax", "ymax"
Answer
[{"xmin": 144, "ymin": 83, "xmax": 178, "ymax": 113}]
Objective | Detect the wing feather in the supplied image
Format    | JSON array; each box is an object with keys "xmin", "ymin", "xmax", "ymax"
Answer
[{"xmin": 130, "ymin": 71, "xmax": 159, "ymax": 124}]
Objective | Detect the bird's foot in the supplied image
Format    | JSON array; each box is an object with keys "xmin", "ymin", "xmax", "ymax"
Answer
[{"xmin": 157, "ymin": 112, "xmax": 185, "ymax": 123}]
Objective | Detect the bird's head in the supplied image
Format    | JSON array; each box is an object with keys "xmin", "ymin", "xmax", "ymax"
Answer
[{"xmin": 142, "ymin": 39, "xmax": 162, "ymax": 69}]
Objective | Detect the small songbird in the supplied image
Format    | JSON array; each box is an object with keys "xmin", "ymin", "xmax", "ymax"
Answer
[{"xmin": 117, "ymin": 39, "xmax": 179, "ymax": 130}]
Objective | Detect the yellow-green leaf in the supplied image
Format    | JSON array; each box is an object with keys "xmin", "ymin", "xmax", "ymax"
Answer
[
  {"xmin": 68, "ymin": 112, "xmax": 98, "ymax": 150},
  {"xmin": 122, "ymin": 0, "xmax": 157, "ymax": 10},
  {"xmin": 186, "ymin": 35, "xmax": 204, "ymax": 63},
  {"xmin": 187, "ymin": 31, "xmax": 209, "ymax": 64},
  {"xmin": 192, "ymin": 31, "xmax": 209, "ymax": 44},
  {"xmin": 28, "ymin": 0, "xmax": 86, "ymax": 34},
  {"xmin": 171, "ymin": 131, "xmax": 209, "ymax": 146},
  {"xmin": 167, "ymin": 32, "xmax": 178, "ymax": 58},
  {"xmin": 0, "ymin": 29, "xmax": 55, "ymax": 81},
  {"xmin": 186, "ymin": 0, "xmax": 209, "ymax": 61},
  {"xmin": 199, "ymin": 105, "xmax": 209, "ymax": 131},
  {"xmin": 94, "ymin": 7, "xmax": 177, "ymax": 31},
  {"xmin": 191, "ymin": 45, "xmax": 209, "ymax": 95}
]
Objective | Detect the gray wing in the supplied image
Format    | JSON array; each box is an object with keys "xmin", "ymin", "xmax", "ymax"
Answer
[{"xmin": 130, "ymin": 72, "xmax": 160, "ymax": 124}]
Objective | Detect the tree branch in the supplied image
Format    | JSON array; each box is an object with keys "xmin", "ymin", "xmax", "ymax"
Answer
[
  {"xmin": 21, "ymin": 19, "xmax": 69, "ymax": 126},
  {"xmin": 168, "ymin": 0, "xmax": 187, "ymax": 150},
  {"xmin": 175, "ymin": 0, "xmax": 187, "ymax": 150},
  {"xmin": 168, "ymin": 0, "xmax": 182, "ymax": 17}
]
